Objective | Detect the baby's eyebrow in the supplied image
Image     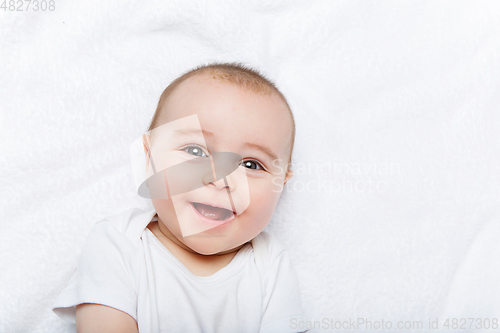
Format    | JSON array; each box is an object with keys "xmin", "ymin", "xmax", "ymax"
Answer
[
  {"xmin": 243, "ymin": 142, "xmax": 278, "ymax": 161},
  {"xmin": 174, "ymin": 128, "xmax": 213, "ymax": 138}
]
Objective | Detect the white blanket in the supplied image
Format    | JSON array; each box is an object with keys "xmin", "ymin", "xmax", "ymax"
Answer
[{"xmin": 1, "ymin": 1, "xmax": 499, "ymax": 332}]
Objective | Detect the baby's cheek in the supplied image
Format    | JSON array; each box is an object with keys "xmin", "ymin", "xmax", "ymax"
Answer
[
  {"xmin": 249, "ymin": 182, "xmax": 281, "ymax": 219},
  {"xmin": 152, "ymin": 198, "xmax": 181, "ymax": 231},
  {"xmin": 231, "ymin": 180, "xmax": 282, "ymax": 246}
]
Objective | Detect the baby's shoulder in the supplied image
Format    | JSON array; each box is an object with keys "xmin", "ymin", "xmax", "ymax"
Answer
[
  {"xmin": 89, "ymin": 207, "xmax": 150, "ymax": 249},
  {"xmin": 251, "ymin": 231, "xmax": 290, "ymax": 272}
]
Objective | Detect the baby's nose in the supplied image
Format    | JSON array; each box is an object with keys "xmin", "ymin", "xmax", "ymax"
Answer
[{"xmin": 204, "ymin": 175, "xmax": 231, "ymax": 190}]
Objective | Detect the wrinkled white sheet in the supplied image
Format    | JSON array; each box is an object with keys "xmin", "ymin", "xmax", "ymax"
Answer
[{"xmin": 1, "ymin": 0, "xmax": 499, "ymax": 332}]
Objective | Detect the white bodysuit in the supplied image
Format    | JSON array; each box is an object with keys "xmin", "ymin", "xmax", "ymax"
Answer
[{"xmin": 52, "ymin": 207, "xmax": 307, "ymax": 333}]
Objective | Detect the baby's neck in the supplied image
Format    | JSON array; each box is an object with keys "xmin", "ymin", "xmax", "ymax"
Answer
[{"xmin": 147, "ymin": 221, "xmax": 246, "ymax": 277}]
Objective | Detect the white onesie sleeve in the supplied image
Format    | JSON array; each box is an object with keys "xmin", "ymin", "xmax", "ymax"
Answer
[
  {"xmin": 52, "ymin": 220, "xmax": 139, "ymax": 324},
  {"xmin": 259, "ymin": 234, "xmax": 308, "ymax": 333}
]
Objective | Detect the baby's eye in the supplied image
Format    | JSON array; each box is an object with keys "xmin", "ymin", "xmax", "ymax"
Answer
[
  {"xmin": 182, "ymin": 145, "xmax": 208, "ymax": 157},
  {"xmin": 241, "ymin": 160, "xmax": 264, "ymax": 170}
]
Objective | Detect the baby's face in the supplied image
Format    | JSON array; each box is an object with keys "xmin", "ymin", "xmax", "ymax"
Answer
[{"xmin": 144, "ymin": 75, "xmax": 293, "ymax": 254}]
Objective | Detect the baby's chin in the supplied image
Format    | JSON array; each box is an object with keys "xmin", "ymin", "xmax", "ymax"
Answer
[
  {"xmin": 182, "ymin": 236, "xmax": 239, "ymax": 255},
  {"xmin": 180, "ymin": 225, "xmax": 253, "ymax": 255}
]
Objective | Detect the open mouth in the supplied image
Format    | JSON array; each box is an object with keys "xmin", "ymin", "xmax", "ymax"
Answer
[{"xmin": 190, "ymin": 202, "xmax": 235, "ymax": 222}]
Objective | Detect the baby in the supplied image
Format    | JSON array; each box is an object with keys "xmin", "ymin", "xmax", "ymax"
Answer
[{"xmin": 52, "ymin": 62, "xmax": 307, "ymax": 332}]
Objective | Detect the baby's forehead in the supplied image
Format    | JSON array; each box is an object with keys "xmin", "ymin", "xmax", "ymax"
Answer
[
  {"xmin": 163, "ymin": 76, "xmax": 289, "ymax": 123},
  {"xmin": 154, "ymin": 74, "xmax": 293, "ymax": 156}
]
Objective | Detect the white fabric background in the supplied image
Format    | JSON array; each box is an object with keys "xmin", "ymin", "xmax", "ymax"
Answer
[{"xmin": 1, "ymin": 1, "xmax": 499, "ymax": 332}]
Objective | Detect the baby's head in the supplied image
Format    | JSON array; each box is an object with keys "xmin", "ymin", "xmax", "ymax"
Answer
[{"xmin": 142, "ymin": 62, "xmax": 295, "ymax": 255}]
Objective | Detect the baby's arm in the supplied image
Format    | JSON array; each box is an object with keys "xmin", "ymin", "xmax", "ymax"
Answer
[
  {"xmin": 52, "ymin": 217, "xmax": 140, "ymax": 330},
  {"xmin": 76, "ymin": 303, "xmax": 138, "ymax": 333}
]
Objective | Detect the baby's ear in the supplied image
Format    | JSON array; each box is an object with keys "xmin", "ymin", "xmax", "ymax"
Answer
[
  {"xmin": 284, "ymin": 168, "xmax": 293, "ymax": 184},
  {"xmin": 142, "ymin": 134, "xmax": 152, "ymax": 171},
  {"xmin": 143, "ymin": 134, "xmax": 152, "ymax": 155}
]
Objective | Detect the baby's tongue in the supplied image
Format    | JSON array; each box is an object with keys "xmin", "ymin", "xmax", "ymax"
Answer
[{"xmin": 193, "ymin": 203, "xmax": 229, "ymax": 221}]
